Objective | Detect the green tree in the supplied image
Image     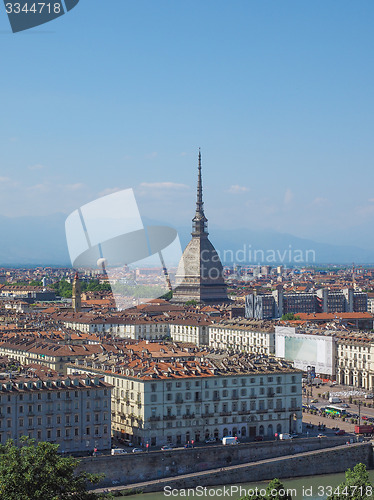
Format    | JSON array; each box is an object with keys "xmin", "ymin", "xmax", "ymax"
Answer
[
  {"xmin": 185, "ymin": 299, "xmax": 198, "ymax": 306},
  {"xmin": 0, "ymin": 438, "xmax": 105, "ymax": 499},
  {"xmin": 327, "ymin": 463, "xmax": 373, "ymax": 500},
  {"xmin": 281, "ymin": 313, "xmax": 301, "ymax": 321},
  {"xmin": 266, "ymin": 479, "xmax": 293, "ymax": 500},
  {"xmin": 160, "ymin": 290, "xmax": 173, "ymax": 300},
  {"xmin": 239, "ymin": 478, "xmax": 292, "ymax": 500}
]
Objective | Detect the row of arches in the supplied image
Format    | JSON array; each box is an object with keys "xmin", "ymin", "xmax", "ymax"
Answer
[{"xmin": 337, "ymin": 369, "xmax": 373, "ymax": 390}]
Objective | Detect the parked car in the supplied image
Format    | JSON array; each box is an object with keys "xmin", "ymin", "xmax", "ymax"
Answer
[
  {"xmin": 340, "ymin": 403, "xmax": 350, "ymax": 408},
  {"xmin": 311, "ymin": 399, "xmax": 318, "ymax": 403},
  {"xmin": 254, "ymin": 436, "xmax": 264, "ymax": 441},
  {"xmin": 111, "ymin": 448, "xmax": 127, "ymax": 455},
  {"xmin": 362, "ymin": 416, "xmax": 369, "ymax": 420},
  {"xmin": 279, "ymin": 433, "xmax": 292, "ymax": 440},
  {"xmin": 364, "ymin": 394, "xmax": 374, "ymax": 399},
  {"xmin": 317, "ymin": 434, "xmax": 327, "ymax": 438},
  {"xmin": 205, "ymin": 438, "xmax": 216, "ymax": 444},
  {"xmin": 184, "ymin": 443, "xmax": 193, "ymax": 448},
  {"xmin": 161, "ymin": 445, "xmax": 174, "ymax": 451},
  {"xmin": 290, "ymin": 433, "xmax": 298, "ymax": 438},
  {"xmin": 335, "ymin": 430, "xmax": 345, "ymax": 436},
  {"xmin": 132, "ymin": 448, "xmax": 143, "ymax": 453}
]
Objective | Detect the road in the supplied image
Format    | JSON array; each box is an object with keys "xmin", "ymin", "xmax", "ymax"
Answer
[{"xmin": 302, "ymin": 382, "xmax": 374, "ymax": 436}]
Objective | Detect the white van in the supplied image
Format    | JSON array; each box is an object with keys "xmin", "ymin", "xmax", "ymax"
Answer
[
  {"xmin": 222, "ymin": 436, "xmax": 239, "ymax": 445},
  {"xmin": 111, "ymin": 448, "xmax": 127, "ymax": 455},
  {"xmin": 329, "ymin": 397, "xmax": 342, "ymax": 404},
  {"xmin": 279, "ymin": 433, "xmax": 292, "ymax": 440}
]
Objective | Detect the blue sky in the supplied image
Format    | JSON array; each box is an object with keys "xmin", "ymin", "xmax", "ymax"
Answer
[{"xmin": 1, "ymin": 1, "xmax": 374, "ymax": 249}]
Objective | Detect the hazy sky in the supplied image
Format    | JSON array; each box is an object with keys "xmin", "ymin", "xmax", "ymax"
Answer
[{"xmin": 1, "ymin": 1, "xmax": 374, "ymax": 248}]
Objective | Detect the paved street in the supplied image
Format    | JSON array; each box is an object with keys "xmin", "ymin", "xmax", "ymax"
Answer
[{"xmin": 302, "ymin": 382, "xmax": 374, "ymax": 437}]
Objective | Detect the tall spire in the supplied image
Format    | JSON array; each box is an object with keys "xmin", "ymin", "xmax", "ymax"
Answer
[{"xmin": 192, "ymin": 148, "xmax": 208, "ymax": 236}]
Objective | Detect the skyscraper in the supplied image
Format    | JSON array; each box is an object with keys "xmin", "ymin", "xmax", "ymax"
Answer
[{"xmin": 172, "ymin": 151, "xmax": 228, "ymax": 304}]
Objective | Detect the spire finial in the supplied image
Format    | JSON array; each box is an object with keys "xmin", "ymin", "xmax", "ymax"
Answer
[{"xmin": 192, "ymin": 148, "xmax": 208, "ymax": 236}]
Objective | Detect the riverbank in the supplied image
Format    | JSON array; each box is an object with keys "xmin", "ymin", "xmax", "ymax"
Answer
[
  {"xmin": 92, "ymin": 442, "xmax": 373, "ymax": 496},
  {"xmin": 112, "ymin": 470, "xmax": 374, "ymax": 500}
]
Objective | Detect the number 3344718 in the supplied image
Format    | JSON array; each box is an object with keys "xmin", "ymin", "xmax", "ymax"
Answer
[{"xmin": 5, "ymin": 3, "xmax": 62, "ymax": 14}]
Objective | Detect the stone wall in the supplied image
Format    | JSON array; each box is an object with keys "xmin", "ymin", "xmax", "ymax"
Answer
[
  {"xmin": 134, "ymin": 442, "xmax": 373, "ymax": 494},
  {"xmin": 78, "ymin": 437, "xmax": 361, "ymax": 487}
]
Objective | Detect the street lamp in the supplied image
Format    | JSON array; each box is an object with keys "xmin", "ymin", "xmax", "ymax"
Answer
[{"xmin": 358, "ymin": 401, "xmax": 361, "ymax": 425}]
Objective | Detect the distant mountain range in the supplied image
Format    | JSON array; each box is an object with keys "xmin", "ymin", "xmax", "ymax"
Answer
[{"xmin": 0, "ymin": 213, "xmax": 373, "ymax": 267}]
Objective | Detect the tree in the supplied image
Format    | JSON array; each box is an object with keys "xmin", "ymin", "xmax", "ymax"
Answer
[
  {"xmin": 266, "ymin": 479, "xmax": 293, "ymax": 500},
  {"xmin": 327, "ymin": 463, "xmax": 373, "ymax": 500},
  {"xmin": 160, "ymin": 290, "xmax": 173, "ymax": 300},
  {"xmin": 281, "ymin": 313, "xmax": 301, "ymax": 321},
  {"xmin": 0, "ymin": 438, "xmax": 106, "ymax": 499},
  {"xmin": 239, "ymin": 478, "xmax": 293, "ymax": 500},
  {"xmin": 185, "ymin": 299, "xmax": 198, "ymax": 306}
]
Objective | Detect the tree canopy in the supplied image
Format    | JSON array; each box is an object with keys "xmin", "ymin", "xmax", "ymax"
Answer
[
  {"xmin": 281, "ymin": 313, "xmax": 301, "ymax": 321},
  {"xmin": 327, "ymin": 463, "xmax": 373, "ymax": 500},
  {"xmin": 239, "ymin": 478, "xmax": 293, "ymax": 500},
  {"xmin": 0, "ymin": 438, "xmax": 106, "ymax": 500}
]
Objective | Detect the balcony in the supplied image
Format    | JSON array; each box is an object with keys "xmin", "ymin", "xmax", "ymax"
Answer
[
  {"xmin": 201, "ymin": 413, "xmax": 214, "ymax": 418},
  {"xmin": 163, "ymin": 415, "xmax": 176, "ymax": 420},
  {"xmin": 182, "ymin": 413, "xmax": 195, "ymax": 419},
  {"xmin": 257, "ymin": 409, "xmax": 268, "ymax": 414},
  {"xmin": 148, "ymin": 415, "xmax": 160, "ymax": 421},
  {"xmin": 288, "ymin": 407, "xmax": 301, "ymax": 412},
  {"xmin": 238, "ymin": 409, "xmax": 250, "ymax": 415},
  {"xmin": 276, "ymin": 408, "xmax": 286, "ymax": 412},
  {"xmin": 219, "ymin": 411, "xmax": 231, "ymax": 417},
  {"xmin": 175, "ymin": 399, "xmax": 184, "ymax": 404}
]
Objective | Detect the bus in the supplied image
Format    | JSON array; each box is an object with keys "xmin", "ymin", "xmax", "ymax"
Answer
[{"xmin": 324, "ymin": 405, "xmax": 347, "ymax": 417}]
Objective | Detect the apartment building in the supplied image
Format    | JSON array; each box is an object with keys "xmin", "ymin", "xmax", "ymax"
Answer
[
  {"xmin": 208, "ymin": 323, "xmax": 275, "ymax": 355},
  {"xmin": 246, "ymin": 287, "xmax": 369, "ymax": 319},
  {"xmin": 336, "ymin": 333, "xmax": 374, "ymax": 389},
  {"xmin": 57, "ymin": 312, "xmax": 212, "ymax": 345},
  {"xmin": 0, "ymin": 368, "xmax": 111, "ymax": 452},
  {"xmin": 67, "ymin": 348, "xmax": 302, "ymax": 447},
  {"xmin": 0, "ymin": 339, "xmax": 107, "ymax": 374},
  {"xmin": 169, "ymin": 320, "xmax": 210, "ymax": 346}
]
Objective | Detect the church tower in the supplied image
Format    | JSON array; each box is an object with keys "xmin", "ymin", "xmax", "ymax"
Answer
[
  {"xmin": 72, "ymin": 271, "xmax": 82, "ymax": 312},
  {"xmin": 172, "ymin": 151, "xmax": 228, "ymax": 304}
]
